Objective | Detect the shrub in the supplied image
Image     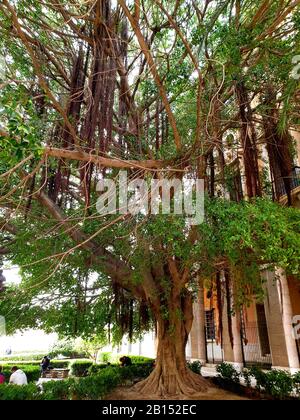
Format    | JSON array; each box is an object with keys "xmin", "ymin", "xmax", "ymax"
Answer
[
  {"xmin": 70, "ymin": 360, "xmax": 93, "ymax": 377},
  {"xmin": 50, "ymin": 360, "xmax": 70, "ymax": 369},
  {"xmin": 0, "ymin": 360, "xmax": 70, "ymax": 368},
  {"xmin": 0, "ymin": 363, "xmax": 155, "ymax": 400},
  {"xmin": 49, "ymin": 339, "xmax": 87, "ymax": 359},
  {"xmin": 0, "ymin": 383, "xmax": 42, "ymax": 400},
  {"xmin": 71, "ymin": 368, "xmax": 121, "ymax": 400},
  {"xmin": 1, "ymin": 360, "xmax": 42, "ymax": 366},
  {"xmin": 187, "ymin": 360, "xmax": 202, "ymax": 375},
  {"xmin": 242, "ymin": 369, "xmax": 252, "ymax": 388},
  {"xmin": 248, "ymin": 366, "xmax": 268, "ymax": 392},
  {"xmin": 269, "ymin": 370, "xmax": 294, "ymax": 399},
  {"xmin": 293, "ymin": 371, "xmax": 300, "ymax": 394},
  {"xmin": 250, "ymin": 367, "xmax": 295, "ymax": 399},
  {"xmin": 0, "ymin": 354, "xmax": 45, "ymax": 362},
  {"xmin": 97, "ymin": 352, "xmax": 112, "ymax": 364},
  {"xmin": 42, "ymin": 379, "xmax": 75, "ymax": 400},
  {"xmin": 219, "ymin": 365, "xmax": 298, "ymax": 400},
  {"xmin": 129, "ymin": 356, "xmax": 154, "ymax": 365},
  {"xmin": 88, "ymin": 364, "xmax": 117, "ymax": 376},
  {"xmin": 88, "ymin": 362, "xmax": 153, "ymax": 379},
  {"xmin": 216, "ymin": 363, "xmax": 240, "ymax": 384},
  {"xmin": 119, "ymin": 364, "xmax": 154, "ymax": 381}
]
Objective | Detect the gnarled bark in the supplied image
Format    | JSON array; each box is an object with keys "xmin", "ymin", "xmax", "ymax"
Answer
[{"xmin": 134, "ymin": 292, "xmax": 208, "ymax": 398}]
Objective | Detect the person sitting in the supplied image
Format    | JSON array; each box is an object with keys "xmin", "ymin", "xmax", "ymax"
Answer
[
  {"xmin": 40, "ymin": 356, "xmax": 51, "ymax": 376},
  {"xmin": 119, "ymin": 356, "xmax": 132, "ymax": 367},
  {"xmin": 9, "ymin": 366, "xmax": 28, "ymax": 385},
  {"xmin": 0, "ymin": 366, "xmax": 5, "ymax": 384}
]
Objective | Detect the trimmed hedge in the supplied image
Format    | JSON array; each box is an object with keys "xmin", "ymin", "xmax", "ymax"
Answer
[
  {"xmin": 70, "ymin": 360, "xmax": 94, "ymax": 377},
  {"xmin": 0, "ymin": 360, "xmax": 70, "ymax": 368},
  {"xmin": 42, "ymin": 379, "xmax": 76, "ymax": 400},
  {"xmin": 0, "ymin": 364, "xmax": 154, "ymax": 400},
  {"xmin": 96, "ymin": 353, "xmax": 154, "ymax": 365},
  {"xmin": 71, "ymin": 368, "xmax": 122, "ymax": 400},
  {"xmin": 0, "ymin": 384, "xmax": 42, "ymax": 400},
  {"xmin": 88, "ymin": 362, "xmax": 153, "ymax": 378},
  {"xmin": 50, "ymin": 361, "xmax": 71, "ymax": 369},
  {"xmin": 0, "ymin": 361, "xmax": 70, "ymax": 383},
  {"xmin": 0, "ymin": 354, "xmax": 45, "ymax": 362},
  {"xmin": 129, "ymin": 356, "xmax": 154, "ymax": 364}
]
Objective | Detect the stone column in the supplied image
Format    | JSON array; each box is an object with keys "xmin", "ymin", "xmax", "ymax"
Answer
[
  {"xmin": 278, "ymin": 269, "xmax": 300, "ymax": 373},
  {"xmin": 221, "ymin": 272, "xmax": 244, "ymax": 370},
  {"xmin": 262, "ymin": 269, "xmax": 300, "ymax": 372}
]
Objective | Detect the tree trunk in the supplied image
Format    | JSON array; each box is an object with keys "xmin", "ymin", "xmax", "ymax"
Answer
[{"xmin": 134, "ymin": 295, "xmax": 208, "ymax": 397}]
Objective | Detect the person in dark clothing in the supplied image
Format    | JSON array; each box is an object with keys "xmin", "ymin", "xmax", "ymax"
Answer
[
  {"xmin": 119, "ymin": 356, "xmax": 132, "ymax": 367},
  {"xmin": 40, "ymin": 356, "xmax": 50, "ymax": 376}
]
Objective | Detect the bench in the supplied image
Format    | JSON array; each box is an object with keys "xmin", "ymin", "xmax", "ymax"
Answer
[{"xmin": 42, "ymin": 368, "xmax": 70, "ymax": 379}]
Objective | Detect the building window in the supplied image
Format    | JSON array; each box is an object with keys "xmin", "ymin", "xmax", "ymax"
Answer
[{"xmin": 205, "ymin": 309, "xmax": 216, "ymax": 341}]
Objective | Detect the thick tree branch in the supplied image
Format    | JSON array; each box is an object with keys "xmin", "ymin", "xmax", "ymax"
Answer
[
  {"xmin": 44, "ymin": 147, "xmax": 167, "ymax": 170},
  {"xmin": 35, "ymin": 190, "xmax": 145, "ymax": 300}
]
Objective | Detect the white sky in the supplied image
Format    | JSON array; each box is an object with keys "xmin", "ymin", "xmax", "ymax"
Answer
[
  {"xmin": 3, "ymin": 265, "xmax": 21, "ymax": 285},
  {"xmin": 0, "ymin": 331, "xmax": 57, "ymax": 357},
  {"xmin": 0, "ymin": 266, "xmax": 57, "ymax": 356}
]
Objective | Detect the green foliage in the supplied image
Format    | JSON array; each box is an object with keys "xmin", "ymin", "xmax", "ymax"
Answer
[
  {"xmin": 0, "ymin": 84, "xmax": 43, "ymax": 165},
  {"xmin": 88, "ymin": 358, "xmax": 154, "ymax": 376},
  {"xmin": 187, "ymin": 360, "xmax": 202, "ymax": 375},
  {"xmin": 77, "ymin": 336, "xmax": 108, "ymax": 361},
  {"xmin": 50, "ymin": 361, "xmax": 71, "ymax": 369},
  {"xmin": 70, "ymin": 368, "xmax": 122, "ymax": 400},
  {"xmin": 98, "ymin": 352, "xmax": 112, "ymax": 364},
  {"xmin": 0, "ymin": 383, "xmax": 42, "ymax": 401},
  {"xmin": 42, "ymin": 379, "xmax": 75, "ymax": 400},
  {"xmin": 249, "ymin": 367, "xmax": 294, "ymax": 399},
  {"xmin": 217, "ymin": 364, "xmax": 299, "ymax": 400},
  {"xmin": 0, "ymin": 0, "xmax": 300, "ymax": 360},
  {"xmin": 0, "ymin": 360, "xmax": 70, "ymax": 368},
  {"xmin": 247, "ymin": 366, "xmax": 268, "ymax": 393},
  {"xmin": 0, "ymin": 364, "xmax": 154, "ymax": 400},
  {"xmin": 70, "ymin": 361, "xmax": 94, "ymax": 377},
  {"xmin": 216, "ymin": 363, "xmax": 240, "ymax": 384},
  {"xmin": 1, "ymin": 197, "xmax": 299, "ymax": 337},
  {"xmin": 88, "ymin": 364, "xmax": 112, "ymax": 375},
  {"xmin": 0, "ymin": 354, "xmax": 46, "ymax": 362},
  {"xmin": 294, "ymin": 371, "xmax": 300, "ymax": 394},
  {"xmin": 242, "ymin": 369, "xmax": 252, "ymax": 389},
  {"xmin": 49, "ymin": 339, "xmax": 88, "ymax": 359},
  {"xmin": 116, "ymin": 364, "xmax": 153, "ymax": 382},
  {"xmin": 129, "ymin": 355, "xmax": 154, "ymax": 365}
]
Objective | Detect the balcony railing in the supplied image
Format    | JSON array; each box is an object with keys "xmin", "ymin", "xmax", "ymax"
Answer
[{"xmin": 275, "ymin": 167, "xmax": 300, "ymax": 199}]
